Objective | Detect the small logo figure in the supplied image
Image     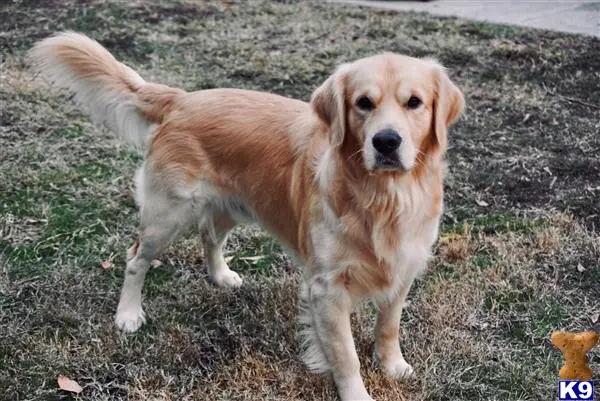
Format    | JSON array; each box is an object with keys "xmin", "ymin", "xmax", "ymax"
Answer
[
  {"xmin": 552, "ymin": 331, "xmax": 598, "ymax": 380},
  {"xmin": 552, "ymin": 330, "xmax": 598, "ymax": 401},
  {"xmin": 558, "ymin": 380, "xmax": 594, "ymax": 401}
]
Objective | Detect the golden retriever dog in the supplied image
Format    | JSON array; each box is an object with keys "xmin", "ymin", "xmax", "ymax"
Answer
[{"xmin": 30, "ymin": 32, "xmax": 464, "ymax": 400}]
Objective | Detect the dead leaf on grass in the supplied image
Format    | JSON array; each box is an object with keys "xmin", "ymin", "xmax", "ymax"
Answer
[
  {"xmin": 475, "ymin": 199, "xmax": 489, "ymax": 207},
  {"xmin": 238, "ymin": 255, "xmax": 265, "ymax": 264},
  {"xmin": 577, "ymin": 263, "xmax": 586, "ymax": 273},
  {"xmin": 101, "ymin": 258, "xmax": 113, "ymax": 272},
  {"xmin": 57, "ymin": 375, "xmax": 83, "ymax": 394}
]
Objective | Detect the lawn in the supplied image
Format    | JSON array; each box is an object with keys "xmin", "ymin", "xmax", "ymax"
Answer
[{"xmin": 1, "ymin": 1, "xmax": 599, "ymax": 400}]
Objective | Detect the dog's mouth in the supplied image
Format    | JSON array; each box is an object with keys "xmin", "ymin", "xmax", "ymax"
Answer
[{"xmin": 374, "ymin": 154, "xmax": 405, "ymax": 171}]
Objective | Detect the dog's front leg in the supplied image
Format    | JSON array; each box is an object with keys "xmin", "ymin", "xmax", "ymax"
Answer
[
  {"xmin": 374, "ymin": 278, "xmax": 415, "ymax": 379},
  {"xmin": 308, "ymin": 273, "xmax": 373, "ymax": 401}
]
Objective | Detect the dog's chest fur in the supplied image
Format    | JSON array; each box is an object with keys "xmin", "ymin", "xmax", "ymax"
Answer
[{"xmin": 312, "ymin": 159, "xmax": 443, "ymax": 298}]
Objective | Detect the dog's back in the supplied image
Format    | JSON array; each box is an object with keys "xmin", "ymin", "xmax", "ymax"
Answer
[{"xmin": 30, "ymin": 31, "xmax": 322, "ymax": 259}]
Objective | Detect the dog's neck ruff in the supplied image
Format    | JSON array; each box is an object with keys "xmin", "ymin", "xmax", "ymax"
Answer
[{"xmin": 315, "ymin": 147, "xmax": 443, "ymax": 273}]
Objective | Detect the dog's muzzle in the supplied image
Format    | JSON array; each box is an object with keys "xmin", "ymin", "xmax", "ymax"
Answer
[{"xmin": 372, "ymin": 129, "xmax": 403, "ymax": 170}]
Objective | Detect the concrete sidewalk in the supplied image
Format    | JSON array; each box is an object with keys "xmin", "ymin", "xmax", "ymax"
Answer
[{"xmin": 329, "ymin": 1, "xmax": 600, "ymax": 38}]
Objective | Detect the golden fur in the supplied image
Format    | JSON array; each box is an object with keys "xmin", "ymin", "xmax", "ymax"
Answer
[{"xmin": 30, "ymin": 32, "xmax": 464, "ymax": 400}]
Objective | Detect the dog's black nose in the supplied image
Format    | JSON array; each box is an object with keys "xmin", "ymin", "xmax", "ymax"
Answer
[{"xmin": 372, "ymin": 129, "xmax": 402, "ymax": 154}]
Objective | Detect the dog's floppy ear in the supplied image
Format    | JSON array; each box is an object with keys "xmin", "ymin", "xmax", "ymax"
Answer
[
  {"xmin": 311, "ymin": 64, "xmax": 351, "ymax": 148},
  {"xmin": 429, "ymin": 61, "xmax": 464, "ymax": 151}
]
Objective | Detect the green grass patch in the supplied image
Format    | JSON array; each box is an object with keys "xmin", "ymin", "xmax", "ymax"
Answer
[
  {"xmin": 229, "ymin": 233, "xmax": 286, "ymax": 277},
  {"xmin": 484, "ymin": 288, "xmax": 534, "ymax": 314},
  {"xmin": 445, "ymin": 212, "xmax": 548, "ymax": 235},
  {"xmin": 533, "ymin": 298, "xmax": 566, "ymax": 337}
]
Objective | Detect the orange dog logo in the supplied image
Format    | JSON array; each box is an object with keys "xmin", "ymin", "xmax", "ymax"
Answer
[{"xmin": 551, "ymin": 331, "xmax": 598, "ymax": 380}]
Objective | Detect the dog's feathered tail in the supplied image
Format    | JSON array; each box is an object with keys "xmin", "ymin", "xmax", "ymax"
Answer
[{"xmin": 29, "ymin": 31, "xmax": 184, "ymax": 149}]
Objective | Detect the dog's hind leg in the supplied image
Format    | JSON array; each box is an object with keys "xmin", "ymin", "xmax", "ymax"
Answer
[
  {"xmin": 115, "ymin": 191, "xmax": 190, "ymax": 332},
  {"xmin": 201, "ymin": 209, "xmax": 242, "ymax": 287}
]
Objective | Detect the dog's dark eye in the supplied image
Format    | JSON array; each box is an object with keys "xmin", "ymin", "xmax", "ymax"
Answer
[
  {"xmin": 356, "ymin": 96, "xmax": 375, "ymax": 111},
  {"xmin": 406, "ymin": 96, "xmax": 422, "ymax": 109}
]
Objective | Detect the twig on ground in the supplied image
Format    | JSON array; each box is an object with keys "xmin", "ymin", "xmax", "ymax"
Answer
[{"xmin": 554, "ymin": 93, "xmax": 600, "ymax": 110}]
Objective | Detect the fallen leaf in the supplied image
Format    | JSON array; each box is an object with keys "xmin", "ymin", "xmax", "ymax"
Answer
[
  {"xmin": 591, "ymin": 313, "xmax": 599, "ymax": 324},
  {"xmin": 57, "ymin": 375, "xmax": 83, "ymax": 394},
  {"xmin": 238, "ymin": 255, "xmax": 265, "ymax": 264},
  {"xmin": 101, "ymin": 258, "xmax": 112, "ymax": 271},
  {"xmin": 577, "ymin": 263, "xmax": 586, "ymax": 273},
  {"xmin": 475, "ymin": 199, "xmax": 489, "ymax": 207},
  {"xmin": 150, "ymin": 259, "xmax": 163, "ymax": 268}
]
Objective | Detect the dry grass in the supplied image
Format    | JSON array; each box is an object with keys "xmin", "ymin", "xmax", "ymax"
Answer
[{"xmin": 1, "ymin": 1, "xmax": 599, "ymax": 400}]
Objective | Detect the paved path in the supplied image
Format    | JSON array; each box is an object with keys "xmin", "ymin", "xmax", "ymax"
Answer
[{"xmin": 329, "ymin": 1, "xmax": 600, "ymax": 38}]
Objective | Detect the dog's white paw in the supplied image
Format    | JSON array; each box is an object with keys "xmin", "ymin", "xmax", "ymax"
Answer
[
  {"xmin": 337, "ymin": 376, "xmax": 374, "ymax": 401},
  {"xmin": 342, "ymin": 395, "xmax": 374, "ymax": 401},
  {"xmin": 115, "ymin": 306, "xmax": 146, "ymax": 332},
  {"xmin": 381, "ymin": 356, "xmax": 415, "ymax": 379},
  {"xmin": 212, "ymin": 269, "xmax": 243, "ymax": 288}
]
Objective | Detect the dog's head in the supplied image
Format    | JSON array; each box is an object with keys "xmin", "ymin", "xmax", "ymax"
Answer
[{"xmin": 311, "ymin": 53, "xmax": 464, "ymax": 174}]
